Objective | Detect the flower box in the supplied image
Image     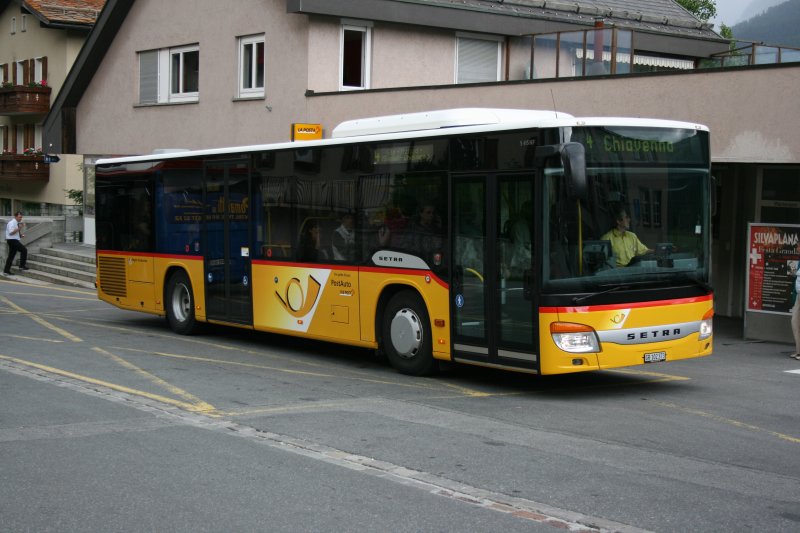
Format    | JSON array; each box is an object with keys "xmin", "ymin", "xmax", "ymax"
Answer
[
  {"xmin": 0, "ymin": 154, "xmax": 50, "ymax": 181},
  {"xmin": 0, "ymin": 85, "xmax": 52, "ymax": 115}
]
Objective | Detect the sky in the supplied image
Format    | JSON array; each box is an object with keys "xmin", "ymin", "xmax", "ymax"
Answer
[{"xmin": 712, "ymin": 0, "xmax": 749, "ymax": 26}]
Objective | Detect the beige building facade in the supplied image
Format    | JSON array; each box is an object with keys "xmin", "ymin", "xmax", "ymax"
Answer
[
  {"xmin": 0, "ymin": 0, "xmax": 102, "ymax": 223},
  {"xmin": 45, "ymin": 0, "xmax": 800, "ymax": 339}
]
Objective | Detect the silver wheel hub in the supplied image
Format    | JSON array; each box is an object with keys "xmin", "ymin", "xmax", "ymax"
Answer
[
  {"xmin": 172, "ymin": 283, "xmax": 191, "ymax": 322},
  {"xmin": 390, "ymin": 308, "xmax": 423, "ymax": 359}
]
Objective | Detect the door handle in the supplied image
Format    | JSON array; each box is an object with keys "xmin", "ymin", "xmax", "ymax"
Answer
[{"xmin": 523, "ymin": 268, "xmax": 533, "ymax": 300}]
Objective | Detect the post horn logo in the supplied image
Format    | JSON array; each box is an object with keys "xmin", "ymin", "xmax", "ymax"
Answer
[
  {"xmin": 610, "ymin": 312, "xmax": 627, "ymax": 325},
  {"xmin": 275, "ymin": 275, "xmax": 322, "ymax": 318}
]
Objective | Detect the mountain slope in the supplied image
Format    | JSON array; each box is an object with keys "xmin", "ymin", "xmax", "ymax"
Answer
[
  {"xmin": 731, "ymin": 0, "xmax": 800, "ymax": 47},
  {"xmin": 738, "ymin": 0, "xmax": 786, "ymax": 22}
]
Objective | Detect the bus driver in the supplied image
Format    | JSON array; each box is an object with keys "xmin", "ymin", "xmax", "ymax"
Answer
[{"xmin": 601, "ymin": 208, "xmax": 653, "ymax": 266}]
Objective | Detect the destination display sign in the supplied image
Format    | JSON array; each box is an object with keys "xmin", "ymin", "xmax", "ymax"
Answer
[
  {"xmin": 573, "ymin": 127, "xmax": 708, "ymax": 166},
  {"xmin": 373, "ymin": 144, "xmax": 434, "ymax": 166}
]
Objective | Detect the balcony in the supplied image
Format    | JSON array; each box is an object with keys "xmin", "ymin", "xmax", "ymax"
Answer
[
  {"xmin": 0, "ymin": 155, "xmax": 49, "ymax": 181},
  {"xmin": 0, "ymin": 85, "xmax": 52, "ymax": 115}
]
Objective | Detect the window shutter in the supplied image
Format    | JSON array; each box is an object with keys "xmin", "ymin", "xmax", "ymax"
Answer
[
  {"xmin": 139, "ymin": 51, "xmax": 158, "ymax": 104},
  {"xmin": 41, "ymin": 56, "xmax": 48, "ymax": 82},
  {"xmin": 24, "ymin": 124, "xmax": 34, "ymax": 149},
  {"xmin": 457, "ymin": 38, "xmax": 499, "ymax": 84},
  {"xmin": 1, "ymin": 126, "xmax": 7, "ymax": 152},
  {"xmin": 0, "ymin": 64, "xmax": 7, "ymax": 83}
]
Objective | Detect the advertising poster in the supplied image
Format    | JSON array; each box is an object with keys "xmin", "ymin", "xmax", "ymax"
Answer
[{"xmin": 746, "ymin": 223, "xmax": 800, "ymax": 314}]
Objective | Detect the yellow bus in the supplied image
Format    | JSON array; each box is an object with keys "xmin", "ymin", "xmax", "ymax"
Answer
[{"xmin": 95, "ymin": 108, "xmax": 713, "ymax": 376}]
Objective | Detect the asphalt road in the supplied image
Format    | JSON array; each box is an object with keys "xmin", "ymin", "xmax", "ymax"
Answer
[{"xmin": 1, "ymin": 277, "xmax": 799, "ymax": 532}]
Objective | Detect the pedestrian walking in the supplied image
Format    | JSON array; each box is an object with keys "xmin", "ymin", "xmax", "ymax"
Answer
[{"xmin": 4, "ymin": 212, "xmax": 29, "ymax": 275}]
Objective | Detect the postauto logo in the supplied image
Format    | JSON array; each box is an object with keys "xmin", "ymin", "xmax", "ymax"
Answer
[{"xmin": 275, "ymin": 274, "xmax": 322, "ymax": 318}]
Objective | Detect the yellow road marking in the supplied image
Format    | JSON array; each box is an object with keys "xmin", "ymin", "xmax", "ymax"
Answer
[
  {"xmin": 48, "ymin": 314, "xmax": 493, "ymax": 397},
  {"xmin": 223, "ymin": 402, "xmax": 347, "ymax": 417},
  {"xmin": 651, "ymin": 400, "xmax": 800, "ymax": 444},
  {"xmin": 0, "ymin": 282, "xmax": 95, "ymax": 296},
  {"xmin": 92, "ymin": 347, "xmax": 217, "ymax": 414},
  {"xmin": 0, "ymin": 353, "xmax": 217, "ymax": 415},
  {"xmin": 607, "ymin": 368, "xmax": 691, "ymax": 381},
  {"xmin": 0, "ymin": 295, "xmax": 82, "ymax": 342},
  {"xmin": 112, "ymin": 346, "xmax": 457, "ymax": 392},
  {"xmin": 4, "ymin": 291, "xmax": 97, "ymax": 301},
  {"xmin": 0, "ymin": 334, "xmax": 63, "ymax": 343}
]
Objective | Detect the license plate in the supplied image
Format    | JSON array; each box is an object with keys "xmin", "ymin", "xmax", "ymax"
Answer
[{"xmin": 644, "ymin": 351, "xmax": 667, "ymax": 363}]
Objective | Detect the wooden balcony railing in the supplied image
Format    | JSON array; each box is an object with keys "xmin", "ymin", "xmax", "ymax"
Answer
[
  {"xmin": 0, "ymin": 85, "xmax": 52, "ymax": 115},
  {"xmin": 0, "ymin": 155, "xmax": 50, "ymax": 181}
]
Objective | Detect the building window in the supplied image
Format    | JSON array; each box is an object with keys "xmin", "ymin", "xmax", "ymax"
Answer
[
  {"xmin": 21, "ymin": 15, "xmax": 26, "ymax": 32},
  {"xmin": 138, "ymin": 45, "xmax": 199, "ymax": 104},
  {"xmin": 238, "ymin": 34, "xmax": 265, "ymax": 98},
  {"xmin": 16, "ymin": 60, "xmax": 27, "ymax": 85},
  {"xmin": 170, "ymin": 46, "xmax": 199, "ymax": 100},
  {"xmin": 34, "ymin": 57, "xmax": 45, "ymax": 84},
  {"xmin": 456, "ymin": 34, "xmax": 502, "ymax": 84},
  {"xmin": 10, "ymin": 17, "xmax": 15, "ymax": 35},
  {"xmin": 340, "ymin": 22, "xmax": 371, "ymax": 90}
]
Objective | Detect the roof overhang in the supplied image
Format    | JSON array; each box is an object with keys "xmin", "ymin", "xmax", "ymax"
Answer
[
  {"xmin": 287, "ymin": 0, "xmax": 585, "ymax": 36},
  {"xmin": 42, "ymin": 0, "xmax": 133, "ymax": 153}
]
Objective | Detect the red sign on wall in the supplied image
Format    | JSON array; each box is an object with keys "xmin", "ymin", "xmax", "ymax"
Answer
[{"xmin": 746, "ymin": 223, "xmax": 800, "ymax": 314}]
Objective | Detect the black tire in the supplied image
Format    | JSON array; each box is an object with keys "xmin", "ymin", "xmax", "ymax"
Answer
[
  {"xmin": 381, "ymin": 291, "xmax": 437, "ymax": 376},
  {"xmin": 165, "ymin": 270, "xmax": 200, "ymax": 335}
]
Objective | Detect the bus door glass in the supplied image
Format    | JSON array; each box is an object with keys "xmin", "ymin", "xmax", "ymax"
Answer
[
  {"xmin": 203, "ymin": 159, "xmax": 252, "ymax": 325},
  {"xmin": 451, "ymin": 173, "xmax": 537, "ymax": 370}
]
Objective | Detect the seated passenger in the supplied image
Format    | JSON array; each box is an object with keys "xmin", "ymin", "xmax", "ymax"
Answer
[
  {"xmin": 402, "ymin": 203, "xmax": 443, "ymax": 263},
  {"xmin": 297, "ymin": 220, "xmax": 328, "ymax": 262},
  {"xmin": 331, "ymin": 212, "xmax": 356, "ymax": 261}
]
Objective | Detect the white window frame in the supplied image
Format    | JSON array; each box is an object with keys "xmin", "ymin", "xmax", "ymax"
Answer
[
  {"xmin": 21, "ymin": 15, "xmax": 26, "ymax": 32},
  {"xmin": 339, "ymin": 20, "xmax": 372, "ymax": 91},
  {"xmin": 455, "ymin": 32, "xmax": 503, "ymax": 84},
  {"xmin": 34, "ymin": 57, "xmax": 43, "ymax": 84},
  {"xmin": 168, "ymin": 45, "xmax": 199, "ymax": 102},
  {"xmin": 10, "ymin": 17, "xmax": 15, "ymax": 35},
  {"xmin": 16, "ymin": 60, "xmax": 25, "ymax": 85},
  {"xmin": 138, "ymin": 45, "xmax": 199, "ymax": 104},
  {"xmin": 238, "ymin": 34, "xmax": 265, "ymax": 98}
]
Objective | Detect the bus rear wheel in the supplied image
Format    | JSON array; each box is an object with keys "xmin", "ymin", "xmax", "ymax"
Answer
[
  {"xmin": 166, "ymin": 270, "xmax": 200, "ymax": 335},
  {"xmin": 382, "ymin": 291, "xmax": 437, "ymax": 376}
]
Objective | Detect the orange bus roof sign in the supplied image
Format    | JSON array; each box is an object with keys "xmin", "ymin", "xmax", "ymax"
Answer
[{"xmin": 292, "ymin": 123, "xmax": 323, "ymax": 141}]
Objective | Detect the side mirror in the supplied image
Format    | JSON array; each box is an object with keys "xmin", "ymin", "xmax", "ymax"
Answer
[{"xmin": 561, "ymin": 143, "xmax": 587, "ymax": 201}]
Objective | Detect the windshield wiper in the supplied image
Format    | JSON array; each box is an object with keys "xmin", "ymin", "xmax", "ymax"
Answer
[
  {"xmin": 572, "ymin": 284, "xmax": 629, "ymax": 304},
  {"xmin": 674, "ymin": 271, "xmax": 712, "ymax": 291},
  {"xmin": 572, "ymin": 280, "xmax": 663, "ymax": 304}
]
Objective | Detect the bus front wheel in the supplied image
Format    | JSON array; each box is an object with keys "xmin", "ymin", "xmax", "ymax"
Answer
[
  {"xmin": 382, "ymin": 291, "xmax": 437, "ymax": 376},
  {"xmin": 166, "ymin": 270, "xmax": 200, "ymax": 335}
]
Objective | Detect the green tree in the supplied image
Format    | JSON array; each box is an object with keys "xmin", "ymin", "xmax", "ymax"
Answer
[{"xmin": 676, "ymin": 0, "xmax": 717, "ymax": 22}]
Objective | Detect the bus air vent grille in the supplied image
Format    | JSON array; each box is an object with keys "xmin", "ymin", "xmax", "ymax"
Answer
[{"xmin": 98, "ymin": 256, "xmax": 127, "ymax": 297}]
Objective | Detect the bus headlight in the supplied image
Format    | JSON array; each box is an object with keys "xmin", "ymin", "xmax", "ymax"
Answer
[
  {"xmin": 699, "ymin": 309, "xmax": 713, "ymax": 340},
  {"xmin": 550, "ymin": 322, "xmax": 600, "ymax": 353}
]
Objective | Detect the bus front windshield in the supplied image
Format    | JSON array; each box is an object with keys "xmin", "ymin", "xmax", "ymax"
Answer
[{"xmin": 544, "ymin": 126, "xmax": 710, "ymax": 293}]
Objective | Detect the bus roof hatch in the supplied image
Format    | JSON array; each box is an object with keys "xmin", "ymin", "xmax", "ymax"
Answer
[{"xmin": 331, "ymin": 108, "xmax": 573, "ymax": 138}]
